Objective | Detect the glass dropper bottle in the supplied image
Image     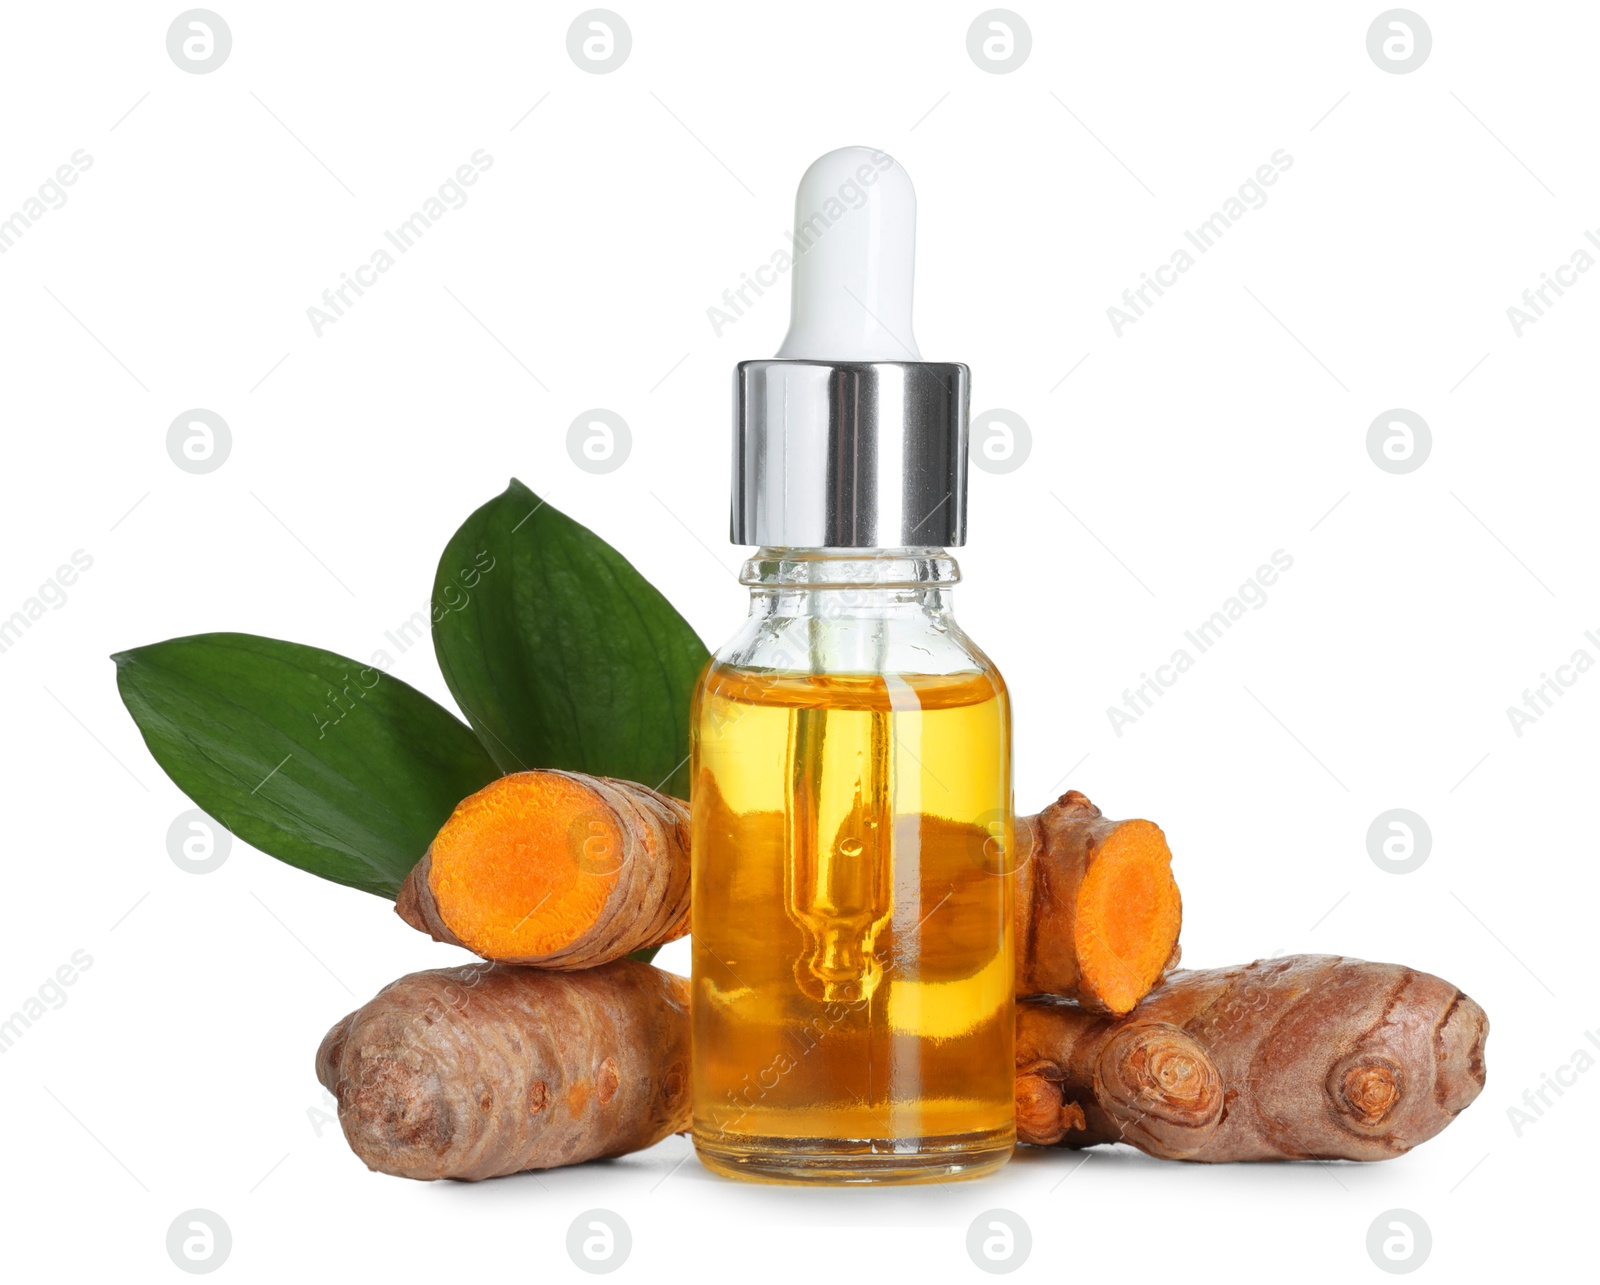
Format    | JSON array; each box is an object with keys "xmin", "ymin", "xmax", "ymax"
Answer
[{"xmin": 689, "ymin": 146, "xmax": 1016, "ymax": 1184}]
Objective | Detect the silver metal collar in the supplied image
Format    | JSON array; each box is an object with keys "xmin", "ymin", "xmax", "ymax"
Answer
[{"xmin": 732, "ymin": 360, "xmax": 970, "ymax": 548}]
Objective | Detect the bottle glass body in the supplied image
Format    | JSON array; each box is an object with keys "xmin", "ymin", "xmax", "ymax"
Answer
[{"xmin": 690, "ymin": 549, "xmax": 1015, "ymax": 1183}]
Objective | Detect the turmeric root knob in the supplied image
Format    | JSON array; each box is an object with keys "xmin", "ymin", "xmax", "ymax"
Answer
[
  {"xmin": 1330, "ymin": 1054, "xmax": 1404, "ymax": 1127},
  {"xmin": 1015, "ymin": 1000, "xmax": 1224, "ymax": 1158},
  {"xmin": 1099, "ymin": 1022, "xmax": 1223, "ymax": 1138},
  {"xmin": 396, "ymin": 770, "xmax": 690, "ymax": 969},
  {"xmin": 1014, "ymin": 1072, "xmax": 1085, "ymax": 1145},
  {"xmin": 1015, "ymin": 790, "xmax": 1182, "ymax": 1013}
]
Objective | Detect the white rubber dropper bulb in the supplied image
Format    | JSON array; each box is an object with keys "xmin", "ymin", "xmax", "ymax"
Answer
[{"xmin": 775, "ymin": 147, "xmax": 921, "ymax": 361}]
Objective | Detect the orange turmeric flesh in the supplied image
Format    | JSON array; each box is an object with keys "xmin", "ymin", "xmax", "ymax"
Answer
[
  {"xmin": 1074, "ymin": 818, "xmax": 1184, "ymax": 1014},
  {"xmin": 1015, "ymin": 791, "xmax": 1182, "ymax": 1013},
  {"xmin": 396, "ymin": 770, "xmax": 690, "ymax": 970},
  {"xmin": 429, "ymin": 772, "xmax": 619, "ymax": 959}
]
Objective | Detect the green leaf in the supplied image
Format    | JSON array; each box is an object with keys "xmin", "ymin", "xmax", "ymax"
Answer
[
  {"xmin": 432, "ymin": 479, "xmax": 708, "ymax": 798},
  {"xmin": 114, "ymin": 633, "xmax": 500, "ymax": 898}
]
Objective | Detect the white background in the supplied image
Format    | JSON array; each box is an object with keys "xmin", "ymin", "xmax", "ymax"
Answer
[{"xmin": 2, "ymin": 1, "xmax": 1594, "ymax": 1279}]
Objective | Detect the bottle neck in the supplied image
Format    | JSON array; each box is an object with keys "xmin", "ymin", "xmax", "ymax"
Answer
[
  {"xmin": 739, "ymin": 547, "xmax": 960, "ymax": 590},
  {"xmin": 716, "ymin": 548, "xmax": 987, "ymax": 677}
]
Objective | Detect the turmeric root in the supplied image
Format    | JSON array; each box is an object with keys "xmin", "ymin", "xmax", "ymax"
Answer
[
  {"xmin": 400, "ymin": 772, "xmax": 1178, "ymax": 1015},
  {"xmin": 1014, "ymin": 790, "xmax": 1182, "ymax": 1013},
  {"xmin": 396, "ymin": 770, "xmax": 690, "ymax": 969},
  {"xmin": 1018, "ymin": 954, "xmax": 1489, "ymax": 1162},
  {"xmin": 316, "ymin": 959, "xmax": 689, "ymax": 1181},
  {"xmin": 1015, "ymin": 1000, "xmax": 1223, "ymax": 1157},
  {"xmin": 320, "ymin": 953, "xmax": 1486, "ymax": 1180}
]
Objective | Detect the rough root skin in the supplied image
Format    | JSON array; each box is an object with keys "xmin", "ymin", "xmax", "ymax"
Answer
[
  {"xmin": 396, "ymin": 770, "xmax": 691, "ymax": 969},
  {"xmin": 1020, "ymin": 954, "xmax": 1489, "ymax": 1162},
  {"xmin": 316, "ymin": 960, "xmax": 689, "ymax": 1181},
  {"xmin": 1014, "ymin": 790, "xmax": 1183, "ymax": 1013}
]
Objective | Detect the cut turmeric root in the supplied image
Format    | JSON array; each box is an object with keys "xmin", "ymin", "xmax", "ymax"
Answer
[
  {"xmin": 396, "ymin": 770, "xmax": 690, "ymax": 969},
  {"xmin": 398, "ymin": 773, "xmax": 1180, "ymax": 1014},
  {"xmin": 316, "ymin": 959, "xmax": 689, "ymax": 1180},
  {"xmin": 1017, "ymin": 955, "xmax": 1489, "ymax": 1162},
  {"xmin": 1013, "ymin": 790, "xmax": 1182, "ymax": 1013}
]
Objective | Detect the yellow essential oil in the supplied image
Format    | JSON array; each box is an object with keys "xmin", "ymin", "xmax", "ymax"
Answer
[{"xmin": 691, "ymin": 664, "xmax": 1015, "ymax": 1183}]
